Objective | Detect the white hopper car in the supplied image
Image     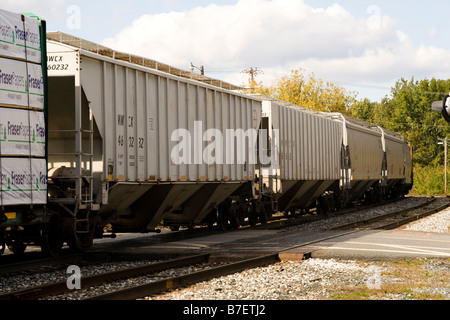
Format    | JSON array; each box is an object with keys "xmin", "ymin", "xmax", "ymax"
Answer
[{"xmin": 45, "ymin": 32, "xmax": 265, "ymax": 252}]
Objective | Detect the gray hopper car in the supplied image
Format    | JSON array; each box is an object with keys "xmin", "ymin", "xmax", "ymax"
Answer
[
  {"xmin": 258, "ymin": 98, "xmax": 343, "ymax": 215},
  {"xmin": 45, "ymin": 32, "xmax": 262, "ymax": 252},
  {"xmin": 255, "ymin": 98, "xmax": 413, "ymax": 216},
  {"xmin": 317, "ymin": 113, "xmax": 413, "ymax": 211}
]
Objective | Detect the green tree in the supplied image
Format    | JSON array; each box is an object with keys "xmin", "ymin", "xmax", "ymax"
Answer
[
  {"xmin": 350, "ymin": 78, "xmax": 450, "ymax": 167},
  {"xmin": 384, "ymin": 78, "xmax": 450, "ymax": 166},
  {"xmin": 350, "ymin": 98, "xmax": 375, "ymax": 121},
  {"xmin": 248, "ymin": 70, "xmax": 450, "ymax": 194},
  {"xmin": 250, "ymin": 68, "xmax": 357, "ymax": 113}
]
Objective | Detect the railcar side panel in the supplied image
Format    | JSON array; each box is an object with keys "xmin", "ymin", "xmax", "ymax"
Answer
[
  {"xmin": 384, "ymin": 134, "xmax": 406, "ymax": 180},
  {"xmin": 48, "ymin": 40, "xmax": 262, "ymax": 231},
  {"xmin": 268, "ymin": 102, "xmax": 342, "ymax": 181},
  {"xmin": 346, "ymin": 124, "xmax": 383, "ymax": 181}
]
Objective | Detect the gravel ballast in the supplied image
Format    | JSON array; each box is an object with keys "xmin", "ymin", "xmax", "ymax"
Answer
[
  {"xmin": 402, "ymin": 206, "xmax": 450, "ymax": 233},
  {"xmin": 149, "ymin": 201, "xmax": 450, "ymax": 300},
  {"xmin": 150, "ymin": 258, "xmax": 449, "ymax": 300}
]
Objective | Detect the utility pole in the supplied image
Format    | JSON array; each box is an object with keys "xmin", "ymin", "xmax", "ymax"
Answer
[
  {"xmin": 445, "ymin": 137, "xmax": 448, "ymax": 196},
  {"xmin": 241, "ymin": 67, "xmax": 262, "ymax": 85},
  {"xmin": 439, "ymin": 137, "xmax": 448, "ymax": 196},
  {"xmin": 190, "ymin": 63, "xmax": 204, "ymax": 76}
]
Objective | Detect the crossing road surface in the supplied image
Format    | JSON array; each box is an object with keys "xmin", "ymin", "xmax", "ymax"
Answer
[
  {"xmin": 95, "ymin": 227, "xmax": 450, "ymax": 261},
  {"xmin": 298, "ymin": 230, "xmax": 450, "ymax": 260}
]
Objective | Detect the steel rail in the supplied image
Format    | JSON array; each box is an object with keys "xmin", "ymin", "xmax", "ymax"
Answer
[
  {"xmin": 374, "ymin": 200, "xmax": 450, "ymax": 230},
  {"xmin": 274, "ymin": 197, "xmax": 450, "ymax": 261},
  {"xmin": 0, "ymin": 252, "xmax": 111, "ymax": 276},
  {"xmin": 87, "ymin": 254, "xmax": 280, "ymax": 300},
  {"xmin": 329, "ymin": 197, "xmax": 438, "ymax": 230},
  {"xmin": 0, "ymin": 254, "xmax": 210, "ymax": 300}
]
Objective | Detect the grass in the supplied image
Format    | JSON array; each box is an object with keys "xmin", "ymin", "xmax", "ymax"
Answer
[
  {"xmin": 410, "ymin": 164, "xmax": 449, "ymax": 196},
  {"xmin": 329, "ymin": 259, "xmax": 449, "ymax": 300}
]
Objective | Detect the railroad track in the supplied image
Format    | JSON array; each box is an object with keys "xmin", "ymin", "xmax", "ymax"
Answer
[
  {"xmin": 91, "ymin": 197, "xmax": 449, "ymax": 300},
  {"xmin": 0, "ymin": 198, "xmax": 389, "ymax": 270},
  {"xmin": 0, "ymin": 253, "xmax": 279, "ymax": 300},
  {"xmin": 329, "ymin": 196, "xmax": 450, "ymax": 231},
  {"xmin": 0, "ymin": 254, "xmax": 211, "ymax": 300},
  {"xmin": 0, "ymin": 252, "xmax": 113, "ymax": 277},
  {"xmin": 0, "ymin": 196, "xmax": 446, "ymax": 300},
  {"xmin": 89, "ymin": 254, "xmax": 279, "ymax": 300}
]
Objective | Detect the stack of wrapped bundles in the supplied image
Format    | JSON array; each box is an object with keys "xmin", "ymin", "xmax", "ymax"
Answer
[{"xmin": 0, "ymin": 9, "xmax": 46, "ymax": 205}]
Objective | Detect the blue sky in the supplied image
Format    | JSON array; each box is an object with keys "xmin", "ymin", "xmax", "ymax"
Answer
[{"xmin": 3, "ymin": 0, "xmax": 450, "ymax": 102}]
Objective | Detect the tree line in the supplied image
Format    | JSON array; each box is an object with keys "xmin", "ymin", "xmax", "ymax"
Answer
[{"xmin": 248, "ymin": 69, "xmax": 450, "ymax": 195}]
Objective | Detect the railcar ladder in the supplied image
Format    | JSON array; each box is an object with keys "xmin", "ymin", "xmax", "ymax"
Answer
[
  {"xmin": 74, "ymin": 108, "xmax": 95, "ymax": 235},
  {"xmin": 48, "ymin": 104, "xmax": 95, "ymax": 235}
]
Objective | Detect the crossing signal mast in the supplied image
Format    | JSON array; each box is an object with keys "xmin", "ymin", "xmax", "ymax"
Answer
[{"xmin": 432, "ymin": 93, "xmax": 450, "ymax": 122}]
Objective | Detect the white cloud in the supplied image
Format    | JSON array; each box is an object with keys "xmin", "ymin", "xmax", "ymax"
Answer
[
  {"xmin": 1, "ymin": 0, "xmax": 69, "ymax": 18},
  {"xmin": 104, "ymin": 0, "xmax": 386, "ymax": 67},
  {"xmin": 102, "ymin": 0, "xmax": 450, "ymax": 99}
]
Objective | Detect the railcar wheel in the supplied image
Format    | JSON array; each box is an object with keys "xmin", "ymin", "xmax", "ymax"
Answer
[
  {"xmin": 238, "ymin": 205, "xmax": 247, "ymax": 225},
  {"xmin": 248, "ymin": 202, "xmax": 259, "ymax": 227},
  {"xmin": 68, "ymin": 232, "xmax": 93, "ymax": 253},
  {"xmin": 258, "ymin": 207, "xmax": 268, "ymax": 224},
  {"xmin": 7, "ymin": 240, "xmax": 27, "ymax": 255},
  {"xmin": 40, "ymin": 215, "xmax": 64, "ymax": 257},
  {"xmin": 68, "ymin": 228, "xmax": 94, "ymax": 253},
  {"xmin": 216, "ymin": 207, "xmax": 229, "ymax": 231},
  {"xmin": 229, "ymin": 205, "xmax": 240, "ymax": 229},
  {"xmin": 264, "ymin": 200, "xmax": 273, "ymax": 220},
  {"xmin": 65, "ymin": 212, "xmax": 95, "ymax": 253},
  {"xmin": 40, "ymin": 232, "xmax": 63, "ymax": 257}
]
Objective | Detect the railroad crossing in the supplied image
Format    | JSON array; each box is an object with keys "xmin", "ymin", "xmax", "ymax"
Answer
[{"xmin": 94, "ymin": 227, "xmax": 450, "ymax": 261}]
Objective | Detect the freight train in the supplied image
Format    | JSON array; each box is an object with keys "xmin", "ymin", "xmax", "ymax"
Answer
[{"xmin": 0, "ymin": 9, "xmax": 413, "ymax": 257}]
